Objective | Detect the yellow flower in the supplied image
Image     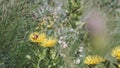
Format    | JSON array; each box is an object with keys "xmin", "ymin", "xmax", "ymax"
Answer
[
  {"xmin": 111, "ymin": 46, "xmax": 120, "ymax": 60},
  {"xmin": 84, "ymin": 55, "xmax": 105, "ymax": 65},
  {"xmin": 41, "ymin": 38, "xmax": 57, "ymax": 47},
  {"xmin": 29, "ymin": 32, "xmax": 46, "ymax": 43}
]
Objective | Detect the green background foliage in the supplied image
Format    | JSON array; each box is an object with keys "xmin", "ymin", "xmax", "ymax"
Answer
[{"xmin": 0, "ymin": 0, "xmax": 120, "ymax": 68}]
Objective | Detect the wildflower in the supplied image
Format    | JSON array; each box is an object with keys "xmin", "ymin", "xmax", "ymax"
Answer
[
  {"xmin": 76, "ymin": 59, "xmax": 80, "ymax": 64},
  {"xmin": 111, "ymin": 46, "xmax": 120, "ymax": 60},
  {"xmin": 84, "ymin": 55, "xmax": 105, "ymax": 65},
  {"xmin": 29, "ymin": 32, "xmax": 46, "ymax": 43},
  {"xmin": 79, "ymin": 55, "xmax": 83, "ymax": 57},
  {"xmin": 78, "ymin": 49, "xmax": 83, "ymax": 52},
  {"xmin": 41, "ymin": 38, "xmax": 57, "ymax": 47},
  {"xmin": 26, "ymin": 55, "xmax": 31, "ymax": 60},
  {"xmin": 79, "ymin": 46, "xmax": 84, "ymax": 50},
  {"xmin": 60, "ymin": 36, "xmax": 63, "ymax": 40},
  {"xmin": 58, "ymin": 40, "xmax": 68, "ymax": 48},
  {"xmin": 74, "ymin": 58, "xmax": 81, "ymax": 64}
]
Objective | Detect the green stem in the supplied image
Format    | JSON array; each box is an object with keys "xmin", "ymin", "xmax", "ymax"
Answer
[{"xmin": 88, "ymin": 65, "xmax": 96, "ymax": 68}]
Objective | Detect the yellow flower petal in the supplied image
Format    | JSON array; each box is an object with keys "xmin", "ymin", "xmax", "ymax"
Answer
[
  {"xmin": 84, "ymin": 55, "xmax": 105, "ymax": 65},
  {"xmin": 111, "ymin": 46, "xmax": 120, "ymax": 60},
  {"xmin": 41, "ymin": 38, "xmax": 57, "ymax": 47}
]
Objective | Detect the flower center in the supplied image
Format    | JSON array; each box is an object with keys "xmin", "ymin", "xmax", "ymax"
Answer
[{"xmin": 33, "ymin": 34, "xmax": 39, "ymax": 40}]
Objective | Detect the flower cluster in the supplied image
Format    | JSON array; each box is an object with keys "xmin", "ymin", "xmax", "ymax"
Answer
[
  {"xmin": 83, "ymin": 45, "xmax": 120, "ymax": 67},
  {"xmin": 58, "ymin": 37, "xmax": 68, "ymax": 48},
  {"xmin": 29, "ymin": 32, "xmax": 57, "ymax": 47}
]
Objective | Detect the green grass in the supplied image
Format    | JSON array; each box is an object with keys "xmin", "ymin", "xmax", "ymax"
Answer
[{"xmin": 0, "ymin": 0, "xmax": 120, "ymax": 68}]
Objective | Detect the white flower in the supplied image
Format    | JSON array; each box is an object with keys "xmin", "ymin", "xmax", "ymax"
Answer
[
  {"xmin": 60, "ymin": 37, "xmax": 63, "ymax": 40},
  {"xmin": 79, "ymin": 55, "xmax": 83, "ymax": 57},
  {"xmin": 58, "ymin": 40, "xmax": 62, "ymax": 44},
  {"xmin": 79, "ymin": 46, "xmax": 84, "ymax": 50},
  {"xmin": 76, "ymin": 59, "xmax": 80, "ymax": 64},
  {"xmin": 62, "ymin": 43, "xmax": 68, "ymax": 48},
  {"xmin": 26, "ymin": 55, "xmax": 31, "ymax": 60},
  {"xmin": 78, "ymin": 49, "xmax": 83, "ymax": 52},
  {"xmin": 74, "ymin": 58, "xmax": 81, "ymax": 64},
  {"xmin": 70, "ymin": 28, "xmax": 74, "ymax": 32},
  {"xmin": 58, "ymin": 40, "xmax": 68, "ymax": 48},
  {"xmin": 78, "ymin": 46, "xmax": 84, "ymax": 52}
]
